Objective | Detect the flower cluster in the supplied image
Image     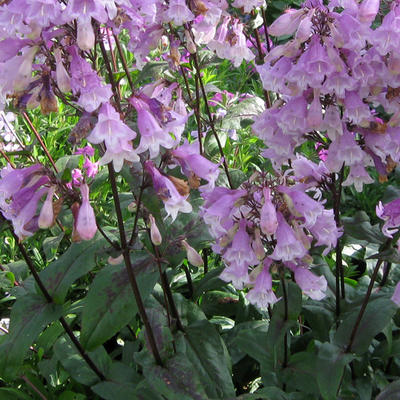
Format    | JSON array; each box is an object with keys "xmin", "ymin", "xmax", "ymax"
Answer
[
  {"xmin": 201, "ymin": 166, "xmax": 341, "ymax": 308},
  {"xmin": 254, "ymin": 0, "xmax": 400, "ymax": 192}
]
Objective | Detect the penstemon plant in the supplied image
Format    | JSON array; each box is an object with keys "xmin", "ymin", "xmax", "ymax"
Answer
[{"xmin": 1, "ymin": 0, "xmax": 400, "ymax": 398}]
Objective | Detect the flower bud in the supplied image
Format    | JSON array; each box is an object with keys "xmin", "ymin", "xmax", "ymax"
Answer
[
  {"xmin": 149, "ymin": 214, "xmax": 162, "ymax": 246},
  {"xmin": 76, "ymin": 183, "xmax": 97, "ymax": 241},
  {"xmin": 260, "ymin": 188, "xmax": 278, "ymax": 235},
  {"xmin": 358, "ymin": 0, "xmax": 379, "ymax": 24},
  {"xmin": 268, "ymin": 9, "xmax": 305, "ymax": 37},
  {"xmin": 108, "ymin": 254, "xmax": 124, "ymax": 265},
  {"xmin": 54, "ymin": 48, "xmax": 71, "ymax": 93},
  {"xmin": 185, "ymin": 30, "xmax": 197, "ymax": 54},
  {"xmin": 181, "ymin": 240, "xmax": 203, "ymax": 267},
  {"xmin": 252, "ymin": 228, "xmax": 265, "ymax": 260},
  {"xmin": 77, "ymin": 20, "xmax": 95, "ymax": 51},
  {"xmin": 38, "ymin": 186, "xmax": 55, "ymax": 229}
]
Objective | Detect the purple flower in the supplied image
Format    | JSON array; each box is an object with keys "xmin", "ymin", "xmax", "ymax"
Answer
[
  {"xmin": 171, "ymin": 140, "xmax": 220, "ymax": 190},
  {"xmin": 270, "ymin": 212, "xmax": 308, "ymax": 262},
  {"xmin": 293, "ymin": 266, "xmax": 327, "ymax": 300},
  {"xmin": 246, "ymin": 258, "xmax": 280, "ymax": 309},
  {"xmin": 260, "ymin": 188, "xmax": 278, "ymax": 236},
  {"xmin": 391, "ymin": 281, "xmax": 400, "ymax": 306},
  {"xmin": 376, "ymin": 198, "xmax": 400, "ymax": 238},
  {"xmin": 69, "ymin": 46, "xmax": 112, "ymax": 112},
  {"xmin": 145, "ymin": 161, "xmax": 192, "ymax": 221},
  {"xmin": 87, "ymin": 103, "xmax": 139, "ymax": 171}
]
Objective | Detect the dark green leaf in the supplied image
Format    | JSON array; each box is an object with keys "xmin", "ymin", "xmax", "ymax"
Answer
[
  {"xmin": 54, "ymin": 335, "xmax": 111, "ymax": 386},
  {"xmin": 81, "ymin": 253, "xmax": 158, "ymax": 350},
  {"xmin": 42, "ymin": 232, "xmax": 64, "ymax": 261},
  {"xmin": 316, "ymin": 342, "xmax": 354, "ymax": 400},
  {"xmin": 0, "ymin": 294, "xmax": 63, "ymax": 378},
  {"xmin": 376, "ymin": 379, "xmax": 400, "ymax": 400},
  {"xmin": 342, "ymin": 211, "xmax": 386, "ymax": 245},
  {"xmin": 39, "ymin": 233, "xmax": 108, "ymax": 303},
  {"xmin": 334, "ymin": 295, "xmax": 397, "ymax": 354}
]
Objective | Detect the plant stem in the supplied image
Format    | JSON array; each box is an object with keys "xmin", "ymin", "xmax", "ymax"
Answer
[
  {"xmin": 107, "ymin": 164, "xmax": 163, "ymax": 365},
  {"xmin": 128, "ymin": 171, "xmax": 145, "ymax": 247},
  {"xmin": 379, "ymin": 261, "xmax": 391, "ymax": 287},
  {"xmin": 191, "ymin": 52, "xmax": 233, "ymax": 188},
  {"xmin": 202, "ymin": 248, "xmax": 209, "ymax": 274},
  {"xmin": 152, "ymin": 241, "xmax": 184, "ymax": 333},
  {"xmin": 0, "ymin": 149, "xmax": 15, "ymax": 167},
  {"xmin": 7, "ymin": 222, "xmax": 105, "ymax": 381},
  {"xmin": 161, "ymin": 271, "xmax": 185, "ymax": 332},
  {"xmin": 98, "ymin": 38, "xmax": 121, "ymax": 112},
  {"xmin": 281, "ymin": 275, "xmax": 289, "ymax": 370},
  {"xmin": 346, "ymin": 259, "xmax": 383, "ymax": 353},
  {"xmin": 21, "ymin": 375, "xmax": 48, "ymax": 400},
  {"xmin": 183, "ymin": 264, "xmax": 194, "ymax": 299},
  {"xmin": 332, "ymin": 167, "xmax": 345, "ymax": 319},
  {"xmin": 22, "ymin": 112, "xmax": 58, "ymax": 173},
  {"xmin": 113, "ymin": 33, "xmax": 135, "ymax": 92}
]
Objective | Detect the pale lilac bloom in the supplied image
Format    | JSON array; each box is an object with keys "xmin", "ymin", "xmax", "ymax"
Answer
[
  {"xmin": 69, "ymin": 46, "xmax": 112, "ymax": 112},
  {"xmin": 221, "ymin": 219, "xmax": 258, "ymax": 289},
  {"xmin": 325, "ymin": 129, "xmax": 365, "ymax": 172},
  {"xmin": 163, "ymin": 0, "xmax": 194, "ymax": 26},
  {"xmin": 246, "ymin": 258, "xmax": 280, "ymax": 309},
  {"xmin": 293, "ymin": 265, "xmax": 328, "ymax": 300},
  {"xmin": 279, "ymin": 185, "xmax": 325, "ymax": 228},
  {"xmin": 38, "ymin": 186, "xmax": 55, "ymax": 229},
  {"xmin": 145, "ymin": 161, "xmax": 192, "ymax": 221},
  {"xmin": 63, "ymin": 0, "xmax": 108, "ymax": 50},
  {"xmin": 391, "ymin": 281, "xmax": 400, "ymax": 306},
  {"xmin": 87, "ymin": 103, "xmax": 139, "ymax": 171},
  {"xmin": 171, "ymin": 140, "xmax": 220, "ymax": 190},
  {"xmin": 232, "ymin": 0, "xmax": 265, "ymax": 13},
  {"xmin": 130, "ymin": 96, "xmax": 176, "ymax": 158},
  {"xmin": 342, "ymin": 163, "xmax": 374, "ymax": 192},
  {"xmin": 260, "ymin": 188, "xmax": 278, "ymax": 236},
  {"xmin": 376, "ymin": 198, "xmax": 400, "ymax": 238},
  {"xmin": 270, "ymin": 212, "xmax": 308, "ymax": 262},
  {"xmin": 308, "ymin": 210, "xmax": 342, "ymax": 255},
  {"xmin": 87, "ymin": 103, "xmax": 136, "ymax": 151}
]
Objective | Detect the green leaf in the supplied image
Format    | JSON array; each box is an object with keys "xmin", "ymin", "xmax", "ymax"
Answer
[
  {"xmin": 91, "ymin": 362, "xmax": 141, "ymax": 400},
  {"xmin": 199, "ymin": 290, "xmax": 239, "ymax": 318},
  {"xmin": 316, "ymin": 342, "xmax": 355, "ymax": 400},
  {"xmin": 342, "ymin": 211, "xmax": 386, "ymax": 245},
  {"xmin": 81, "ymin": 254, "xmax": 158, "ymax": 350},
  {"xmin": 231, "ymin": 321, "xmax": 270, "ymax": 364},
  {"xmin": 54, "ymin": 335, "xmax": 111, "ymax": 386},
  {"xmin": 376, "ymin": 379, "xmax": 400, "ymax": 400},
  {"xmin": 0, "ymin": 388, "xmax": 32, "ymax": 400},
  {"xmin": 42, "ymin": 232, "xmax": 64, "ymax": 261},
  {"xmin": 220, "ymin": 97, "xmax": 265, "ymax": 131},
  {"xmin": 0, "ymin": 294, "xmax": 63, "ymax": 378},
  {"xmin": 143, "ymin": 354, "xmax": 209, "ymax": 400},
  {"xmin": 334, "ymin": 295, "xmax": 397, "ymax": 354},
  {"xmin": 184, "ymin": 320, "xmax": 235, "ymax": 399},
  {"xmin": 39, "ymin": 233, "xmax": 108, "ymax": 303},
  {"xmin": 281, "ymin": 352, "xmax": 319, "ymax": 395},
  {"xmin": 302, "ymin": 302, "xmax": 335, "ymax": 342}
]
